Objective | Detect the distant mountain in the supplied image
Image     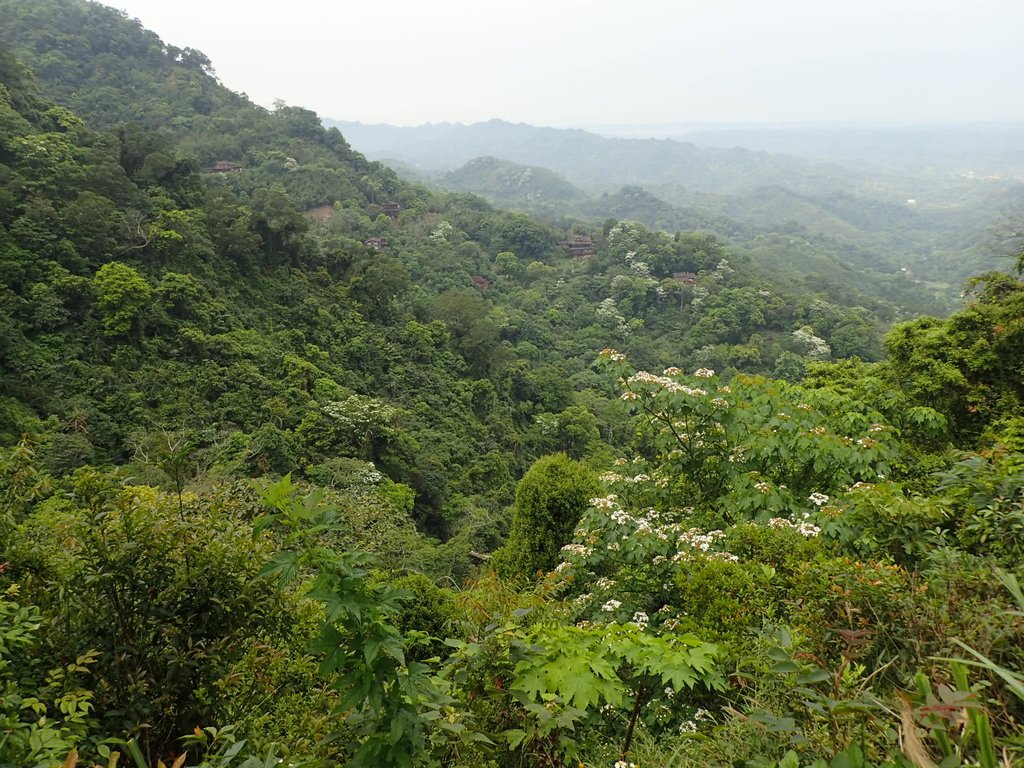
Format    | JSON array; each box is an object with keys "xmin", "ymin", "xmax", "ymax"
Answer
[
  {"xmin": 334, "ymin": 116, "xmax": 1024, "ymax": 291},
  {"xmin": 440, "ymin": 156, "xmax": 585, "ymax": 212},
  {"xmin": 325, "ymin": 118, "xmax": 859, "ymax": 196},
  {"xmin": 674, "ymin": 124, "xmax": 1024, "ymax": 178},
  {"xmin": 579, "ymin": 186, "xmax": 746, "ymax": 237},
  {"xmin": 433, "ymin": 158, "xmax": 749, "ymax": 237}
]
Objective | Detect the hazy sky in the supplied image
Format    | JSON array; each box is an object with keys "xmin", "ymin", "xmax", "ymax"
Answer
[{"xmin": 111, "ymin": 0, "xmax": 1023, "ymax": 127}]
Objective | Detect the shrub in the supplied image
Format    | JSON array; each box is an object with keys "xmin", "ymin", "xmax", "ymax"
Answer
[{"xmin": 492, "ymin": 453, "xmax": 597, "ymax": 582}]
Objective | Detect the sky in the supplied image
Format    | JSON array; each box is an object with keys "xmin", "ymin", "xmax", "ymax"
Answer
[{"xmin": 110, "ymin": 0, "xmax": 1024, "ymax": 128}]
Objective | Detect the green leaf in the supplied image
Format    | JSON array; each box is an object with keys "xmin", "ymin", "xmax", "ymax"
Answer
[
  {"xmin": 505, "ymin": 729, "xmax": 528, "ymax": 748},
  {"xmin": 795, "ymin": 668, "xmax": 831, "ymax": 684},
  {"xmin": 259, "ymin": 550, "xmax": 300, "ymax": 586}
]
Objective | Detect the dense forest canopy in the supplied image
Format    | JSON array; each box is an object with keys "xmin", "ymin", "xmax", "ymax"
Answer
[{"xmin": 0, "ymin": 1, "xmax": 1023, "ymax": 767}]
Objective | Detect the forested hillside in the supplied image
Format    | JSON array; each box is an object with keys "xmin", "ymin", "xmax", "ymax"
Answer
[
  {"xmin": 1, "ymin": 2, "xmax": 1023, "ymax": 767},
  {"xmin": 0, "ymin": 0, "xmax": 922, "ymax": 531},
  {"xmin": 335, "ymin": 119, "xmax": 1024, "ymax": 298}
]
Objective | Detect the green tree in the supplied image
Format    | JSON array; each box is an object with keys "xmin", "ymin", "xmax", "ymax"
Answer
[
  {"xmin": 92, "ymin": 261, "xmax": 151, "ymax": 336},
  {"xmin": 492, "ymin": 453, "xmax": 597, "ymax": 581}
]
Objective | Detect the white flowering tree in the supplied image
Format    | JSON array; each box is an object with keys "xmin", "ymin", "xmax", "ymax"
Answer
[
  {"xmin": 792, "ymin": 325, "xmax": 832, "ymax": 360},
  {"xmin": 595, "ymin": 349, "xmax": 897, "ymax": 523},
  {"xmin": 526, "ymin": 351, "xmax": 901, "ymax": 755},
  {"xmin": 559, "ymin": 353, "xmax": 897, "ymax": 584}
]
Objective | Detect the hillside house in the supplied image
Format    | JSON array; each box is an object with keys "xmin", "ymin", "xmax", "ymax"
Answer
[
  {"xmin": 560, "ymin": 234, "xmax": 594, "ymax": 258},
  {"xmin": 673, "ymin": 271, "xmax": 698, "ymax": 285},
  {"xmin": 210, "ymin": 160, "xmax": 243, "ymax": 173},
  {"xmin": 364, "ymin": 237, "xmax": 388, "ymax": 251},
  {"xmin": 381, "ymin": 201, "xmax": 402, "ymax": 218}
]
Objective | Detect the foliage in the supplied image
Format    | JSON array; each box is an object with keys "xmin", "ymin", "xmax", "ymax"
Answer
[
  {"xmin": 885, "ymin": 272, "xmax": 1024, "ymax": 444},
  {"xmin": 595, "ymin": 350, "xmax": 897, "ymax": 524},
  {"xmin": 254, "ymin": 476, "xmax": 460, "ymax": 767},
  {"xmin": 0, "ymin": 596, "xmax": 99, "ymax": 768},
  {"xmin": 491, "ymin": 453, "xmax": 597, "ymax": 582},
  {"xmin": 3, "ymin": 469, "xmax": 293, "ymax": 763},
  {"xmin": 0, "ymin": 4, "xmax": 1023, "ymax": 766}
]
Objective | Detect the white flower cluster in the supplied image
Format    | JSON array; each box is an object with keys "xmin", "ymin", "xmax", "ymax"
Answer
[
  {"xmin": 429, "ymin": 220, "xmax": 455, "ymax": 244},
  {"xmin": 671, "ymin": 528, "xmax": 737, "ymax": 563},
  {"xmin": 710, "ymin": 551, "xmax": 740, "ymax": 563},
  {"xmin": 627, "ymin": 258, "xmax": 652, "ymax": 278},
  {"xmin": 561, "ymin": 543, "xmax": 594, "ymax": 558},
  {"xmin": 354, "ymin": 462, "xmax": 384, "ymax": 484},
  {"xmin": 606, "ymin": 221, "xmax": 645, "ymax": 249},
  {"xmin": 535, "ymin": 413, "xmax": 559, "ymax": 436},
  {"xmin": 600, "ymin": 348, "xmax": 628, "ymax": 362},
  {"xmin": 792, "ymin": 326, "xmax": 831, "ymax": 360},
  {"xmin": 611, "ymin": 508, "xmax": 633, "ymax": 525},
  {"xmin": 768, "ymin": 517, "xmax": 821, "ymax": 537},
  {"xmin": 632, "ymin": 611, "xmax": 649, "ymax": 628},
  {"xmin": 597, "ymin": 297, "xmax": 630, "ymax": 335},
  {"xmin": 678, "ymin": 527, "xmax": 724, "ymax": 552},
  {"xmin": 808, "ymin": 492, "xmax": 829, "ymax": 506},
  {"xmin": 797, "ymin": 521, "xmax": 821, "ymax": 536},
  {"xmin": 727, "ymin": 448, "xmax": 747, "ymax": 463},
  {"xmin": 627, "ymin": 370, "xmax": 708, "ymax": 396},
  {"xmin": 678, "ymin": 707, "xmax": 713, "ymax": 734},
  {"xmin": 610, "ymin": 274, "xmax": 635, "ymax": 298},
  {"xmin": 601, "ymin": 599, "xmax": 622, "ymax": 612},
  {"xmin": 694, "ymin": 368, "xmax": 715, "ymax": 378},
  {"xmin": 323, "ymin": 395, "xmax": 398, "ymax": 432}
]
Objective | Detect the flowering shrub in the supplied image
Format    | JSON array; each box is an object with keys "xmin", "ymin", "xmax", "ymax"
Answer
[
  {"xmin": 596, "ymin": 350, "xmax": 898, "ymax": 524},
  {"xmin": 549, "ymin": 352, "xmax": 909, "ymax": 666}
]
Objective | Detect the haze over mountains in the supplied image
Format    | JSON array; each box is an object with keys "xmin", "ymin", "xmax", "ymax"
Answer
[
  {"xmin": 327, "ymin": 118, "xmax": 859, "ymax": 194},
  {"xmin": 328, "ymin": 118, "xmax": 1024, "ymax": 296},
  {"xmin": 673, "ymin": 123, "xmax": 1024, "ymax": 175}
]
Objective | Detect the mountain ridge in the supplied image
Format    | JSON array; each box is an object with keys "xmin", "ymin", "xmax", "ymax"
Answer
[{"xmin": 325, "ymin": 117, "xmax": 856, "ymax": 196}]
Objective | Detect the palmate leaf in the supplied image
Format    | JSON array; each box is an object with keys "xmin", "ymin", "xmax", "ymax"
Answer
[
  {"xmin": 505, "ymin": 729, "xmax": 528, "ymax": 748},
  {"xmin": 549, "ymin": 656, "xmax": 624, "ymax": 710},
  {"xmin": 258, "ymin": 549, "xmax": 301, "ymax": 585},
  {"xmin": 661, "ymin": 661, "xmax": 699, "ymax": 692},
  {"xmin": 512, "ymin": 623, "xmax": 717, "ymax": 713}
]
